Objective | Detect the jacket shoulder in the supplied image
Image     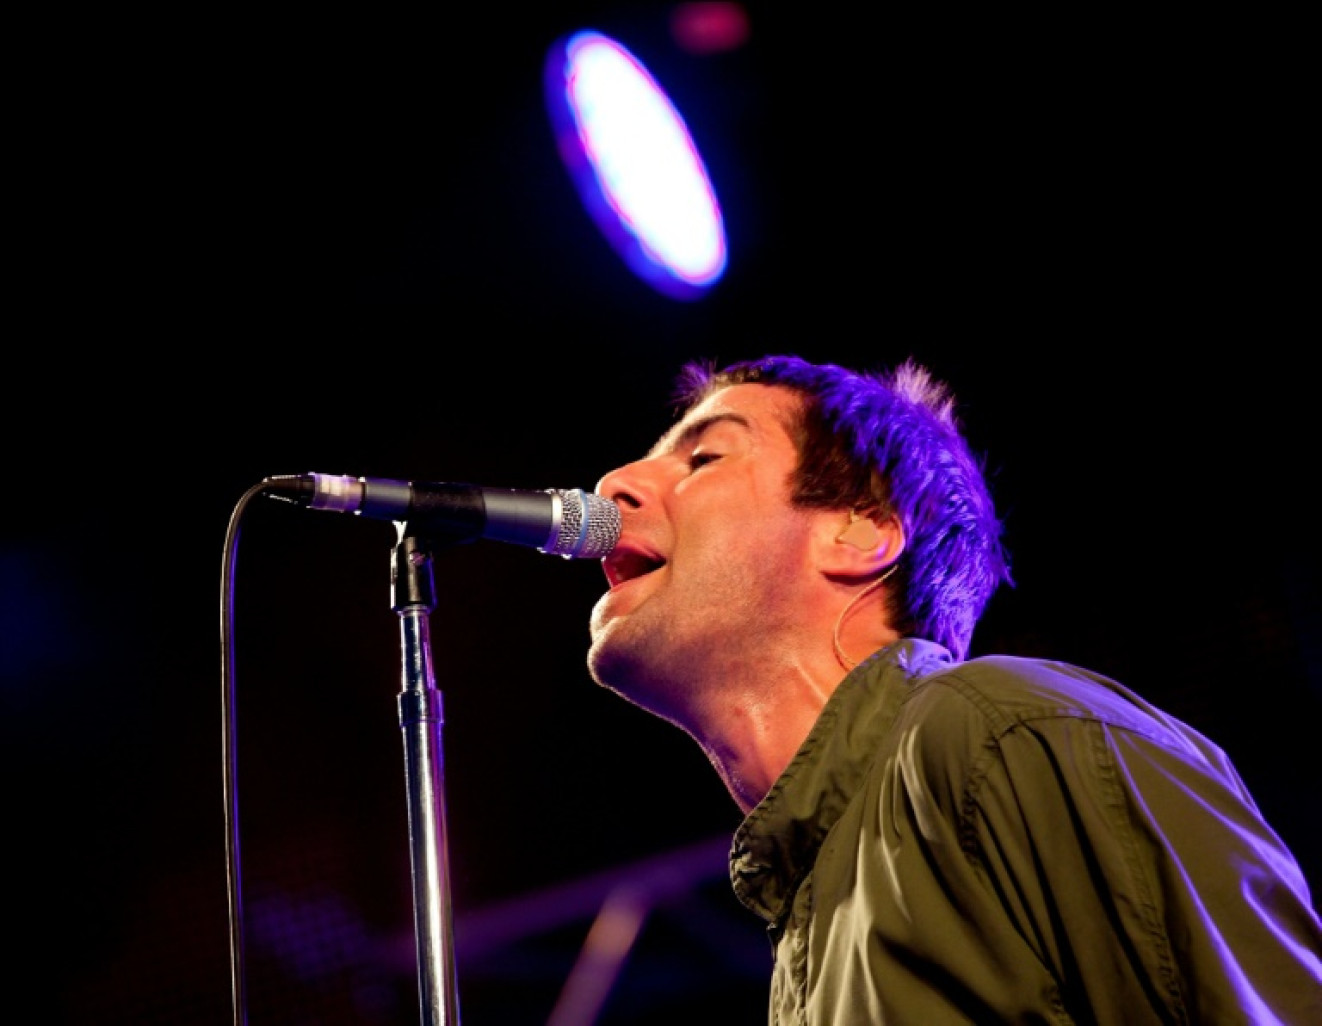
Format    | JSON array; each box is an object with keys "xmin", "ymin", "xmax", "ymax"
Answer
[{"xmin": 904, "ymin": 654, "xmax": 1220, "ymax": 758}]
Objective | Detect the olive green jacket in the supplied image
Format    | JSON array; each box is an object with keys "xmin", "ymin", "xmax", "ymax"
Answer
[{"xmin": 731, "ymin": 639, "xmax": 1322, "ymax": 1024}]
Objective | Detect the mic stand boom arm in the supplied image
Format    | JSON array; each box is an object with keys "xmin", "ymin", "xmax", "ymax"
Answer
[{"xmin": 392, "ymin": 524, "xmax": 461, "ymax": 1025}]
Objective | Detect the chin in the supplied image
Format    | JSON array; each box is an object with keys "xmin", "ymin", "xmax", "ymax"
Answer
[
  {"xmin": 586, "ymin": 617, "xmax": 654, "ymax": 698},
  {"xmin": 586, "ymin": 617, "xmax": 622, "ymax": 683}
]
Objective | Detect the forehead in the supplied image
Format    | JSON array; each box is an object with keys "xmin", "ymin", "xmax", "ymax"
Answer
[{"xmin": 649, "ymin": 382, "xmax": 801, "ymax": 457}]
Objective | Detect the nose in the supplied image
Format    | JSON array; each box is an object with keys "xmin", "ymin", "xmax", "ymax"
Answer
[{"xmin": 595, "ymin": 457, "xmax": 652, "ymax": 512}]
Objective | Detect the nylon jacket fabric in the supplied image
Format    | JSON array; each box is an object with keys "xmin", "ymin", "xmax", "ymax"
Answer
[{"xmin": 730, "ymin": 638, "xmax": 1322, "ymax": 1024}]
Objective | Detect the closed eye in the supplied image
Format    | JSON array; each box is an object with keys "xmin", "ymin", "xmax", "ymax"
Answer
[{"xmin": 689, "ymin": 451, "xmax": 720, "ymax": 470}]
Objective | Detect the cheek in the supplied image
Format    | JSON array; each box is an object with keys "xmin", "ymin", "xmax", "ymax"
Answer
[
  {"xmin": 670, "ymin": 490, "xmax": 810, "ymax": 582},
  {"xmin": 683, "ymin": 524, "xmax": 796, "ymax": 593}
]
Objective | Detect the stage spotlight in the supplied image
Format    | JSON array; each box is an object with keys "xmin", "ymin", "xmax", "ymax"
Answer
[{"xmin": 544, "ymin": 30, "xmax": 727, "ymax": 301}]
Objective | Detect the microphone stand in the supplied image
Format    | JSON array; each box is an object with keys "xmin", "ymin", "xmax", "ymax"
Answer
[{"xmin": 391, "ymin": 523, "xmax": 461, "ymax": 1024}]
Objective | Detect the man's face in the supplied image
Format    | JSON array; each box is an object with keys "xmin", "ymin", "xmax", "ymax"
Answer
[{"xmin": 587, "ymin": 383, "xmax": 819, "ymax": 723}]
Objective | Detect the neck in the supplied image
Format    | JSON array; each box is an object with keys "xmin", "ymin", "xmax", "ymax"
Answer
[
  {"xmin": 697, "ymin": 624, "xmax": 901, "ymax": 813},
  {"xmin": 689, "ymin": 649, "xmax": 846, "ymax": 814}
]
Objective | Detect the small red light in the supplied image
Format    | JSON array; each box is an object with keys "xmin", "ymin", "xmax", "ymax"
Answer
[{"xmin": 670, "ymin": 2, "xmax": 751, "ymax": 56}]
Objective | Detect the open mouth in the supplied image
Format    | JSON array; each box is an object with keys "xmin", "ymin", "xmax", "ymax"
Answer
[{"xmin": 603, "ymin": 546, "xmax": 665, "ymax": 588}]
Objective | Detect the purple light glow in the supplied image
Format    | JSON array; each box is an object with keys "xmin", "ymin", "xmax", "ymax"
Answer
[{"xmin": 545, "ymin": 30, "xmax": 728, "ymax": 301}]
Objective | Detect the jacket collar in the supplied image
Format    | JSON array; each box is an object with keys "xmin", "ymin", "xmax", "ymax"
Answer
[{"xmin": 729, "ymin": 637, "xmax": 955, "ymax": 927}]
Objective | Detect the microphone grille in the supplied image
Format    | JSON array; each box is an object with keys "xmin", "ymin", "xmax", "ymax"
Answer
[{"xmin": 549, "ymin": 489, "xmax": 621, "ymax": 559}]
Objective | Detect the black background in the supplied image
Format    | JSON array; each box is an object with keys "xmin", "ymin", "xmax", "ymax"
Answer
[{"xmin": 6, "ymin": 5, "xmax": 1318, "ymax": 1024}]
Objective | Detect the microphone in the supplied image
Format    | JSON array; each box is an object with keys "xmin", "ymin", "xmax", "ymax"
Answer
[{"xmin": 262, "ymin": 473, "xmax": 621, "ymax": 559}]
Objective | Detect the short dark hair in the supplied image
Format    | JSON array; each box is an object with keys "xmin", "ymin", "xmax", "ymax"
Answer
[{"xmin": 674, "ymin": 354, "xmax": 1012, "ymax": 660}]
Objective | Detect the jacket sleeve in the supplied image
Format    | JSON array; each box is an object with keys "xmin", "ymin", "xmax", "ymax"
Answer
[{"xmin": 978, "ymin": 714, "xmax": 1322, "ymax": 1025}]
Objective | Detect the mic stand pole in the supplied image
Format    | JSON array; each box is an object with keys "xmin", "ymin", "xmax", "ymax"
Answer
[{"xmin": 391, "ymin": 523, "xmax": 461, "ymax": 1025}]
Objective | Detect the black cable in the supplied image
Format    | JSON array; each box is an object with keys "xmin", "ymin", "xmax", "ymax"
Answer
[{"xmin": 220, "ymin": 481, "xmax": 267, "ymax": 1026}]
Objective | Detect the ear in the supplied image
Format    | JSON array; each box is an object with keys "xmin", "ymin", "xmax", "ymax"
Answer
[{"xmin": 818, "ymin": 510, "xmax": 905, "ymax": 579}]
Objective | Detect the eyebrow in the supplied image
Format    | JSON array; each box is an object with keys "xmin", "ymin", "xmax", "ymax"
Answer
[{"xmin": 649, "ymin": 411, "xmax": 752, "ymax": 458}]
